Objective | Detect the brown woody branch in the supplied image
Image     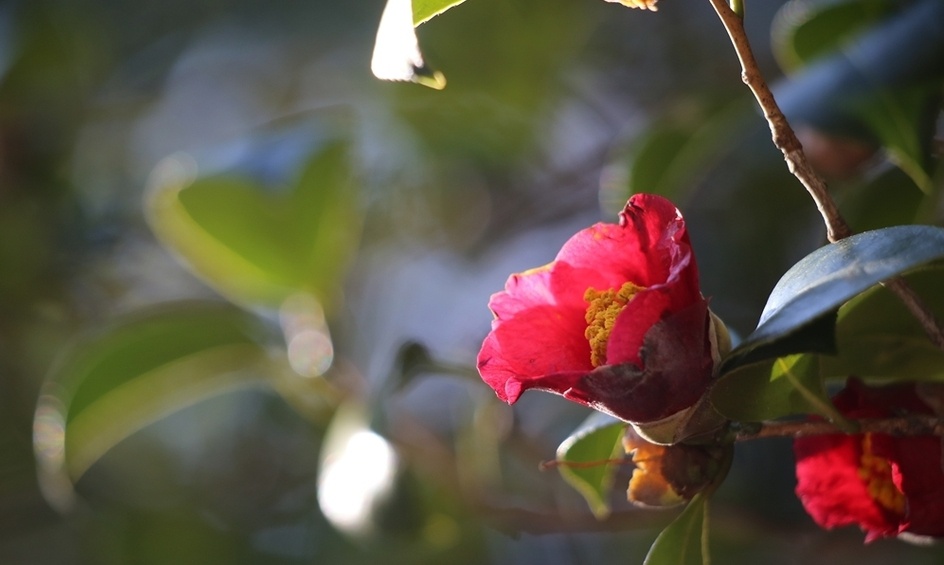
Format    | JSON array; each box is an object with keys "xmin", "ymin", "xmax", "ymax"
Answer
[
  {"xmin": 707, "ymin": 0, "xmax": 851, "ymax": 243},
  {"xmin": 735, "ymin": 416, "xmax": 944, "ymax": 442},
  {"xmin": 707, "ymin": 0, "xmax": 944, "ymax": 351}
]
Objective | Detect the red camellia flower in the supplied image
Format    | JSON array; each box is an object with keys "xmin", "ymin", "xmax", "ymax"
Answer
[
  {"xmin": 794, "ymin": 379, "xmax": 944, "ymax": 542},
  {"xmin": 477, "ymin": 194, "xmax": 727, "ymax": 438}
]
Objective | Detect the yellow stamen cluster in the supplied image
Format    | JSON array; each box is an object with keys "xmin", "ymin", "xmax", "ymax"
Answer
[
  {"xmin": 858, "ymin": 434, "xmax": 906, "ymax": 515},
  {"xmin": 584, "ymin": 281, "xmax": 645, "ymax": 367}
]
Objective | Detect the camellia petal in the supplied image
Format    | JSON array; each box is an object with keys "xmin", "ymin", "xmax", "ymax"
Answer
[{"xmin": 477, "ymin": 194, "xmax": 718, "ymax": 426}]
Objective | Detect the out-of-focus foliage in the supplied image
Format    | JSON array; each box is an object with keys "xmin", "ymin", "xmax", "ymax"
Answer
[
  {"xmin": 146, "ymin": 140, "xmax": 360, "ymax": 308},
  {"xmin": 35, "ymin": 302, "xmax": 278, "ymax": 498},
  {"xmin": 1, "ymin": 0, "xmax": 942, "ymax": 564},
  {"xmin": 774, "ymin": 0, "xmax": 944, "ymax": 191}
]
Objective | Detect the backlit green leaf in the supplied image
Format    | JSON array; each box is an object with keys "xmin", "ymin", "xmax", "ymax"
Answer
[
  {"xmin": 33, "ymin": 302, "xmax": 276, "ymax": 509},
  {"xmin": 146, "ymin": 142, "xmax": 359, "ymax": 308},
  {"xmin": 413, "ymin": 0, "xmax": 468, "ymax": 25},
  {"xmin": 555, "ymin": 412, "xmax": 627, "ymax": 519},
  {"xmin": 643, "ymin": 493, "xmax": 710, "ymax": 565},
  {"xmin": 710, "ymin": 354, "xmax": 846, "ymax": 424}
]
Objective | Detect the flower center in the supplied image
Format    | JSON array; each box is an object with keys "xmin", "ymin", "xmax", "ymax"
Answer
[
  {"xmin": 858, "ymin": 434, "xmax": 905, "ymax": 515},
  {"xmin": 584, "ymin": 281, "xmax": 645, "ymax": 367}
]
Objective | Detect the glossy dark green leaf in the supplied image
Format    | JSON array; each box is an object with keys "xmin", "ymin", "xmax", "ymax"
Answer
[
  {"xmin": 33, "ymin": 302, "xmax": 275, "ymax": 506},
  {"xmin": 710, "ymin": 354, "xmax": 845, "ymax": 424},
  {"xmin": 555, "ymin": 411, "xmax": 627, "ymax": 519},
  {"xmin": 722, "ymin": 225, "xmax": 944, "ymax": 373},
  {"xmin": 146, "ymin": 142, "xmax": 359, "ymax": 308},
  {"xmin": 714, "ymin": 266, "xmax": 944, "ymax": 421},
  {"xmin": 643, "ymin": 493, "xmax": 709, "ymax": 565}
]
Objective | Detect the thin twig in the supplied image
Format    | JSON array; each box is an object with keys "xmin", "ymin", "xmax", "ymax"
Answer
[
  {"xmin": 708, "ymin": 0, "xmax": 944, "ymax": 351},
  {"xmin": 882, "ymin": 278, "xmax": 944, "ymax": 350},
  {"xmin": 707, "ymin": 0, "xmax": 851, "ymax": 243},
  {"xmin": 735, "ymin": 416, "xmax": 944, "ymax": 441}
]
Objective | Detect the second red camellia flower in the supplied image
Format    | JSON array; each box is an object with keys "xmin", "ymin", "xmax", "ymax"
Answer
[
  {"xmin": 794, "ymin": 379, "xmax": 944, "ymax": 543},
  {"xmin": 477, "ymin": 194, "xmax": 728, "ymax": 442}
]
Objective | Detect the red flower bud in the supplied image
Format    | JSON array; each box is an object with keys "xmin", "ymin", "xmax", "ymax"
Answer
[{"xmin": 477, "ymin": 194, "xmax": 725, "ymax": 435}]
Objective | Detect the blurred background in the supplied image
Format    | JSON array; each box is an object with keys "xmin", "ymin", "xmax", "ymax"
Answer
[{"xmin": 1, "ymin": 0, "xmax": 942, "ymax": 563}]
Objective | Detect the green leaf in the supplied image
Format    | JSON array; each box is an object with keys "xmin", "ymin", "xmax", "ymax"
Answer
[
  {"xmin": 290, "ymin": 142, "xmax": 362, "ymax": 302},
  {"xmin": 823, "ymin": 264, "xmax": 944, "ymax": 382},
  {"xmin": 772, "ymin": 0, "xmax": 894, "ymax": 73},
  {"xmin": 710, "ymin": 354, "xmax": 846, "ymax": 424},
  {"xmin": 772, "ymin": 0, "xmax": 941, "ymax": 191},
  {"xmin": 643, "ymin": 493, "xmax": 710, "ymax": 565},
  {"xmin": 714, "ymin": 266, "xmax": 944, "ymax": 421},
  {"xmin": 555, "ymin": 412, "xmax": 627, "ymax": 519},
  {"xmin": 413, "ymin": 0, "xmax": 468, "ymax": 25},
  {"xmin": 855, "ymin": 87, "xmax": 937, "ymax": 193},
  {"xmin": 722, "ymin": 225, "xmax": 944, "ymax": 372},
  {"xmin": 146, "ymin": 142, "xmax": 359, "ymax": 308},
  {"xmin": 33, "ymin": 302, "xmax": 275, "ymax": 501},
  {"xmin": 602, "ymin": 101, "xmax": 751, "ymax": 214}
]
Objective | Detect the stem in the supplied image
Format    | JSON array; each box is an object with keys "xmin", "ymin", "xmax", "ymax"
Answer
[
  {"xmin": 707, "ymin": 0, "xmax": 851, "ymax": 243},
  {"xmin": 735, "ymin": 416, "xmax": 944, "ymax": 441},
  {"xmin": 707, "ymin": 0, "xmax": 944, "ymax": 351},
  {"xmin": 881, "ymin": 277, "xmax": 944, "ymax": 350}
]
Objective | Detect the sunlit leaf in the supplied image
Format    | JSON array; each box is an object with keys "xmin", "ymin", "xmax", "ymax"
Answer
[
  {"xmin": 710, "ymin": 355, "xmax": 845, "ymax": 424},
  {"xmin": 555, "ymin": 411, "xmax": 627, "ymax": 519},
  {"xmin": 643, "ymin": 493, "xmax": 709, "ymax": 565},
  {"xmin": 291, "ymin": 142, "xmax": 363, "ymax": 302},
  {"xmin": 722, "ymin": 225, "xmax": 944, "ymax": 372},
  {"xmin": 145, "ymin": 141, "xmax": 359, "ymax": 308},
  {"xmin": 413, "ymin": 0, "xmax": 468, "ymax": 25},
  {"xmin": 33, "ymin": 302, "xmax": 275, "ymax": 509},
  {"xmin": 371, "ymin": 0, "xmax": 446, "ymax": 89}
]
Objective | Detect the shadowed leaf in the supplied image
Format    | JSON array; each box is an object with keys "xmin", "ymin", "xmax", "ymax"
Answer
[{"xmin": 722, "ymin": 225, "xmax": 944, "ymax": 373}]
